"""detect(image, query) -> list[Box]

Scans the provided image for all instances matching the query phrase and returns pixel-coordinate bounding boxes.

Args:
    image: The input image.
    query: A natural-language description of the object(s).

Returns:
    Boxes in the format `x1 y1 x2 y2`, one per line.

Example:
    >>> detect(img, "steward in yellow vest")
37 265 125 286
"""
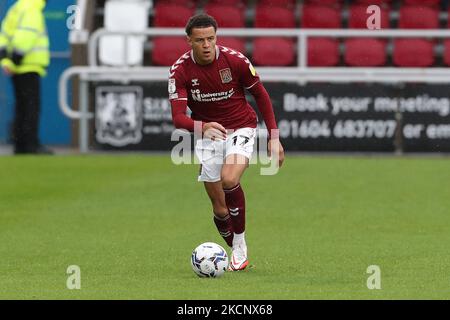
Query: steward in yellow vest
0 0 52 154
0 0 50 76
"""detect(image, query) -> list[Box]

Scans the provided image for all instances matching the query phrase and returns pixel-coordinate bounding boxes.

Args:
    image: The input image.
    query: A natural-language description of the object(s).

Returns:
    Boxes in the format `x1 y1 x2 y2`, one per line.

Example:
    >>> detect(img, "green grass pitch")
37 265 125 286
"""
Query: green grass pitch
0 154 449 299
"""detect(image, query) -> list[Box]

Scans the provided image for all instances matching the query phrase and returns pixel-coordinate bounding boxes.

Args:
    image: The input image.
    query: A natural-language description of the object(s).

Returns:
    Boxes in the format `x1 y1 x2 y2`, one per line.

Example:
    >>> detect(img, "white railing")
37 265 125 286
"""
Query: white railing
87 28 450 82
60 28 450 153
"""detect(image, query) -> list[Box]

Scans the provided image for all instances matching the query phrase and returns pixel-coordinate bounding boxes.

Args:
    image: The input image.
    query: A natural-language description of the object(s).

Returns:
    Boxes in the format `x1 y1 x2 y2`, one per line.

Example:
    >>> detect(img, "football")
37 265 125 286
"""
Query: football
191 242 229 278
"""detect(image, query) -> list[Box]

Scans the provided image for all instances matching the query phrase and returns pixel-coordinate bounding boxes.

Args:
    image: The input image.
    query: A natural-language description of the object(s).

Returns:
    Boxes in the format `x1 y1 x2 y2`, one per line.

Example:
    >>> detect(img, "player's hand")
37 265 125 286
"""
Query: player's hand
268 138 285 168
202 122 227 141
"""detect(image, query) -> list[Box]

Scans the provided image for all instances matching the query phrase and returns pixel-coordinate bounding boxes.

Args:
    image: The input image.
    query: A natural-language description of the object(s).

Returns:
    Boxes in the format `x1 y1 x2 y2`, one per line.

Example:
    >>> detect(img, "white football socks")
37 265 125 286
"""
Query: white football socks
233 231 246 247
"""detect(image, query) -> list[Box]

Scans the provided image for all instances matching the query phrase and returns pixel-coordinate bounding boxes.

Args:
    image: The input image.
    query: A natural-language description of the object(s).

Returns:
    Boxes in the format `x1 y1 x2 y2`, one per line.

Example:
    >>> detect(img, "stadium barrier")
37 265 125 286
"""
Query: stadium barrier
59 28 450 153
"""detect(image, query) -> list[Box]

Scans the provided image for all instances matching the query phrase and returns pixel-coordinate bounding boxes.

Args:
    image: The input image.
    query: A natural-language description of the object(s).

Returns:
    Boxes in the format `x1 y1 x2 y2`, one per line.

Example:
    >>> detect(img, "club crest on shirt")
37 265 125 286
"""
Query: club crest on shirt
219 68 232 84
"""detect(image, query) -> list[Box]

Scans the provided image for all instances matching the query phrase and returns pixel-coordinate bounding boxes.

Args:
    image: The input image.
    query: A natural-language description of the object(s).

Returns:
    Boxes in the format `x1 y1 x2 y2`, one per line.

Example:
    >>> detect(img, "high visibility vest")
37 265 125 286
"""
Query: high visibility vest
0 0 50 76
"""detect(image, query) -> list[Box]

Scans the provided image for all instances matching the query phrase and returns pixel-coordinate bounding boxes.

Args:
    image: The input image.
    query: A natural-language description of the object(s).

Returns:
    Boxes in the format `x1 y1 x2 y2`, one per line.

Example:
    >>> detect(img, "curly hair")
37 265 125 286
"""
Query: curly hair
185 14 218 36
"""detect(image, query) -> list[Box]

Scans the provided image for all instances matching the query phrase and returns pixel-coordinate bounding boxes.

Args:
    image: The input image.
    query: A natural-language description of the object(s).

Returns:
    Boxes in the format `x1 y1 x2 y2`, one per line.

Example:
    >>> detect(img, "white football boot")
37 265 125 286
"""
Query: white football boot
229 242 249 271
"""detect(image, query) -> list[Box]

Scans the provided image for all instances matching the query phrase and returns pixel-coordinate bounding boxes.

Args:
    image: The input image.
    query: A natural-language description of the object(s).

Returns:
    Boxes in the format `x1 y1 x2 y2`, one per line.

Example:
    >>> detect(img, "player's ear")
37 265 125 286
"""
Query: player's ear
186 35 192 47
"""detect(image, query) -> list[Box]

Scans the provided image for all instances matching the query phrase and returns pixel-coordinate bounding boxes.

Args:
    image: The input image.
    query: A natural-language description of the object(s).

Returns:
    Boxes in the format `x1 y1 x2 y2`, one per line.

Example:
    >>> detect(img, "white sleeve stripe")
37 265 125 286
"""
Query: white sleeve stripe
173 98 188 101
245 81 259 90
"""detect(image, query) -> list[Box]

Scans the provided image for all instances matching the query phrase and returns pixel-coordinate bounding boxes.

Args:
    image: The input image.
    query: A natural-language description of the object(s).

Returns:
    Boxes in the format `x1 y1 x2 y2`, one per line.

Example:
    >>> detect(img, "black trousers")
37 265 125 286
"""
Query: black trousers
12 72 41 152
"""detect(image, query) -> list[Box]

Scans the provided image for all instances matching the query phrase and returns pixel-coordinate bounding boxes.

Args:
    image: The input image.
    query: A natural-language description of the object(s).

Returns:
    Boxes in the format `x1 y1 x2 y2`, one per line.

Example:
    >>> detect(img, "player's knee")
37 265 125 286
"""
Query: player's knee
211 200 227 217
213 208 228 219
221 175 240 190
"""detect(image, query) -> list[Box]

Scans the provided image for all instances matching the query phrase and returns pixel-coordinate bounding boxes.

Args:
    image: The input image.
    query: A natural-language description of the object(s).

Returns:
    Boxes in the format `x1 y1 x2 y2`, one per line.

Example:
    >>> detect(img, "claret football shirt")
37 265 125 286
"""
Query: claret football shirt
168 45 260 130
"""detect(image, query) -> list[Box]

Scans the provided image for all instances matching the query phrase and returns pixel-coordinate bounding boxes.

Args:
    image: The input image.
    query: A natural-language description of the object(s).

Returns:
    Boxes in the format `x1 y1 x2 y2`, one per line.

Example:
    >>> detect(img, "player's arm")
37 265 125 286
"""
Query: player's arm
171 100 226 140
247 82 278 139
240 59 284 167
169 74 226 139
170 98 197 131
168 72 198 131
248 82 285 167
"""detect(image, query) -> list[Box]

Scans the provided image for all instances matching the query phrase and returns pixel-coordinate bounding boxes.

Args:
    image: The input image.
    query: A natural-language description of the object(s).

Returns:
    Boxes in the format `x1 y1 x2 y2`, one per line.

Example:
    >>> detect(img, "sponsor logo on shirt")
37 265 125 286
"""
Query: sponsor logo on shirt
192 79 200 86
191 88 235 102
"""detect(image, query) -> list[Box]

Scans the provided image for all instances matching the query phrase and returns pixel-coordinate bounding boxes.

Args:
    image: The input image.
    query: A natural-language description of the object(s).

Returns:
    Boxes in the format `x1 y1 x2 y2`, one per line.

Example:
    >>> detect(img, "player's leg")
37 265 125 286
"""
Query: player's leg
203 181 234 247
221 154 249 238
221 128 256 271
221 155 250 270
195 138 233 247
